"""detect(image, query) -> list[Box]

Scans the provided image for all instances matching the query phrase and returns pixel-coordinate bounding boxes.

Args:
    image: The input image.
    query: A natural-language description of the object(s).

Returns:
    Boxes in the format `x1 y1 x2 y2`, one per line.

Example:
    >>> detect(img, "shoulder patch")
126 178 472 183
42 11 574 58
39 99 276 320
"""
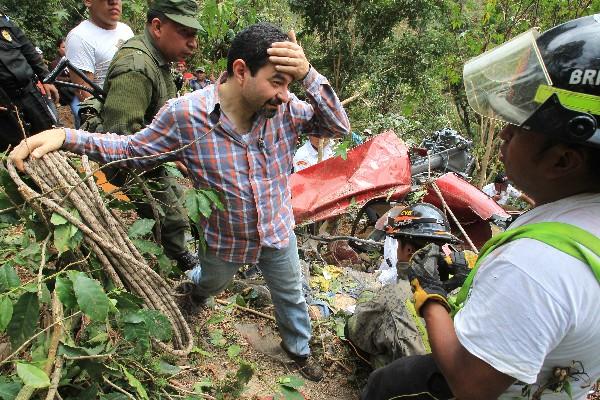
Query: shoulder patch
1 29 12 42
132 50 145 72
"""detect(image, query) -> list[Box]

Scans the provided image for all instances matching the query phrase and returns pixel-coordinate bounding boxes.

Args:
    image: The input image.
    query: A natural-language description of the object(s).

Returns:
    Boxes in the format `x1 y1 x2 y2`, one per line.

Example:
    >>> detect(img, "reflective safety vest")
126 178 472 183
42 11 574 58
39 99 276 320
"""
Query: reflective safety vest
450 222 600 316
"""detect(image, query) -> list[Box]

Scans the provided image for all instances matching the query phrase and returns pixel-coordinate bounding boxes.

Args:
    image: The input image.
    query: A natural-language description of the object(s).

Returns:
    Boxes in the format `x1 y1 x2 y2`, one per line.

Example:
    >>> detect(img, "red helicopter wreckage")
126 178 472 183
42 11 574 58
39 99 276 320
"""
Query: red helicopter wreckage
289 129 510 265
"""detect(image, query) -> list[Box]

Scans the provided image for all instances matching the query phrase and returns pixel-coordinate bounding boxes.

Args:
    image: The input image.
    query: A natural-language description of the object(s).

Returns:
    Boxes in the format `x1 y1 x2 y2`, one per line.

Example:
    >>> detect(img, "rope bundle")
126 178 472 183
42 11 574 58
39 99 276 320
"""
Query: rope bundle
7 151 193 356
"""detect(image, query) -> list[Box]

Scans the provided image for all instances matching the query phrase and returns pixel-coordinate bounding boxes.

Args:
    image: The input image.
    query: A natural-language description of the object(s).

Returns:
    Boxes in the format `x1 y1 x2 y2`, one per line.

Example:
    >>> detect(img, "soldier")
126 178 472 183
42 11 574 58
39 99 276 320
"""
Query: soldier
97 0 201 271
189 66 212 91
0 12 59 152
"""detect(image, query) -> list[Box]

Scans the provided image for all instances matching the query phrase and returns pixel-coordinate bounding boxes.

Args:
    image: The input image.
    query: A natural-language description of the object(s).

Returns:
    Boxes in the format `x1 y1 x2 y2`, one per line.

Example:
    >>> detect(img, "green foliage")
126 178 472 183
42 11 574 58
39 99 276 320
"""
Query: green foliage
51 211 83 254
122 309 173 355
215 361 254 399
185 188 224 224
70 270 111 321
0 376 22 400
209 328 228 347
155 360 181 376
0 264 20 293
227 344 242 359
121 365 149 400
16 363 50 389
195 0 293 74
0 160 252 399
127 218 156 238
7 292 39 348
0 296 13 332
274 375 305 400
55 276 77 309
132 239 162 255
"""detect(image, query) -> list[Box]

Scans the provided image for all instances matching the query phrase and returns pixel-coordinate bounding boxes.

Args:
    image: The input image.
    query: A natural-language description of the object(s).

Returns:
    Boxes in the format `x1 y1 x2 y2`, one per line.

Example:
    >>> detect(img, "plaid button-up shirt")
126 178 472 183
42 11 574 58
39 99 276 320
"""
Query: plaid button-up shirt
64 67 350 263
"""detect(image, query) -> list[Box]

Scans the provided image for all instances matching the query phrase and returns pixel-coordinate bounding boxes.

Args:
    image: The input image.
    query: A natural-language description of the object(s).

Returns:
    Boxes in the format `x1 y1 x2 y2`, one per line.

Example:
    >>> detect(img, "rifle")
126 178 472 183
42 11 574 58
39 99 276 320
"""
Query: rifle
43 56 106 102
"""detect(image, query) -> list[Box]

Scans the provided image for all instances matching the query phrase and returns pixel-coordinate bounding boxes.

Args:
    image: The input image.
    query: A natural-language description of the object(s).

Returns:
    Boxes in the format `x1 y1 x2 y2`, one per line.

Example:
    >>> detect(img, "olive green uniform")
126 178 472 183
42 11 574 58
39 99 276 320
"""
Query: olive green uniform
100 28 189 258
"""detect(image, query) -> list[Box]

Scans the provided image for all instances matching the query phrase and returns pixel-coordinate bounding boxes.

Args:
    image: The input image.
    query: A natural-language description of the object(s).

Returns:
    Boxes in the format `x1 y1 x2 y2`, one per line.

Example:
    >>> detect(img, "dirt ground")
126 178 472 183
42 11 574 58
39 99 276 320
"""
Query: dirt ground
175 291 366 399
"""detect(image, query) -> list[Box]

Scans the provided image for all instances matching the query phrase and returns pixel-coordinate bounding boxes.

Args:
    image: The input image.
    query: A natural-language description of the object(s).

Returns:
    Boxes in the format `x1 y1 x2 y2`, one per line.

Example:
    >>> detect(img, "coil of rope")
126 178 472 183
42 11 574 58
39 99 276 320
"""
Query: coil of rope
7 151 194 356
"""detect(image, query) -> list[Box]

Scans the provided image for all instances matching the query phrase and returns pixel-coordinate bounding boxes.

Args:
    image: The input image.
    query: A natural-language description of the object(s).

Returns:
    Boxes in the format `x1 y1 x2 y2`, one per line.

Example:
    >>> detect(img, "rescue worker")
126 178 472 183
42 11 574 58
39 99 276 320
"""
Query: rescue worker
0 12 59 151
95 0 201 271
347 203 471 369
362 15 600 400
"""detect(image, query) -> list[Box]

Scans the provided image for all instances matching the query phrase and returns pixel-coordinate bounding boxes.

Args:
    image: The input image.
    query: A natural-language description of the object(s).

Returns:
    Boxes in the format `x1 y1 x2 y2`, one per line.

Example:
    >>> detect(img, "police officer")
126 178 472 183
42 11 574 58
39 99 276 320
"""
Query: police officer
97 0 201 271
0 11 59 152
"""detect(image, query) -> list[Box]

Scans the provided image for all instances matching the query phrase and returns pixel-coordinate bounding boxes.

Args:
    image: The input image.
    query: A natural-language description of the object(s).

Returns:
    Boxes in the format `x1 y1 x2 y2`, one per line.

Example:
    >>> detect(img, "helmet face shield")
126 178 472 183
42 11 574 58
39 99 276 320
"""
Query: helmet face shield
463 30 553 126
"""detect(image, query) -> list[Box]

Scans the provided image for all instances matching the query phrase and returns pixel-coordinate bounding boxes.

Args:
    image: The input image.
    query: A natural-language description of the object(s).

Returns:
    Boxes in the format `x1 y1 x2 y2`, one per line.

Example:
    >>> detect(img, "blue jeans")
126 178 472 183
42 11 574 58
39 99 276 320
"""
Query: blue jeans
69 96 80 128
192 232 312 356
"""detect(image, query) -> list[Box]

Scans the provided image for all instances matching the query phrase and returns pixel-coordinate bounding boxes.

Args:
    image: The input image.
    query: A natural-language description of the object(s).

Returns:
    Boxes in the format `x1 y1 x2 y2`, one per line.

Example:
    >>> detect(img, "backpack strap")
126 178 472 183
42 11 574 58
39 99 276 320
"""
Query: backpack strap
450 222 600 315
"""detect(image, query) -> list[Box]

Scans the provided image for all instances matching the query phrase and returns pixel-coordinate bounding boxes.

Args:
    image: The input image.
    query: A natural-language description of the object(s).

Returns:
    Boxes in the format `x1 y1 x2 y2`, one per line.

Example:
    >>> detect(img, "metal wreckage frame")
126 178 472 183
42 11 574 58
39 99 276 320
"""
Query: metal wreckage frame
290 129 511 262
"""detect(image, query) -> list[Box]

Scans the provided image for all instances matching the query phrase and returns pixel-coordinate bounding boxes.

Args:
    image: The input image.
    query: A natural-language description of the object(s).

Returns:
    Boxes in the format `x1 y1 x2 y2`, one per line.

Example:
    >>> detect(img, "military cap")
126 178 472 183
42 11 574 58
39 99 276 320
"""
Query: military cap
150 0 201 30
195 66 205 73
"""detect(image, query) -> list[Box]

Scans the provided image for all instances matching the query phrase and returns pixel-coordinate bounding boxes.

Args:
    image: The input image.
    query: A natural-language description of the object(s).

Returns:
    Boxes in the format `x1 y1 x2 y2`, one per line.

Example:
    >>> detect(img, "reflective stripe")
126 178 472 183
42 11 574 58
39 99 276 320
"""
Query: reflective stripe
450 221 600 316
534 84 600 115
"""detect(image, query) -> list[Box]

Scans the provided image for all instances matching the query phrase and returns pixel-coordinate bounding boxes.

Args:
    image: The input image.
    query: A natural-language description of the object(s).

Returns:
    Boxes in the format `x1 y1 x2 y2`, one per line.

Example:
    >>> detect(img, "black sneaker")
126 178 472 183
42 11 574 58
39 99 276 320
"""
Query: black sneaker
174 251 199 271
280 342 324 382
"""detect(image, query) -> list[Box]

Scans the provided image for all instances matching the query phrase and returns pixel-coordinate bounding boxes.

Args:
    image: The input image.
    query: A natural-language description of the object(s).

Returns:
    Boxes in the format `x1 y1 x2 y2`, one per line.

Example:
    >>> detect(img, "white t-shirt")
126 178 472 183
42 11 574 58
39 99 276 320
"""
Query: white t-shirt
65 20 134 87
454 193 600 399
482 182 522 205
292 139 334 172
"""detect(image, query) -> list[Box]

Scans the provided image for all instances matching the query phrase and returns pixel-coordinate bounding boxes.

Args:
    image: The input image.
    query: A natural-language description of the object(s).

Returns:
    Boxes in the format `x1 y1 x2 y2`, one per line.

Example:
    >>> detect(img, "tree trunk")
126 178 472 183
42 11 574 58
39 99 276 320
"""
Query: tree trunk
475 117 498 188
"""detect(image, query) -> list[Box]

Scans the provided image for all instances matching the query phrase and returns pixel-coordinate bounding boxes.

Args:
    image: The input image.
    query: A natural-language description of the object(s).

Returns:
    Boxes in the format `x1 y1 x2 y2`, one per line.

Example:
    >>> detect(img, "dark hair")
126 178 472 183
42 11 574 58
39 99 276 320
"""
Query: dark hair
494 172 507 184
55 38 65 48
227 22 288 76
146 9 167 24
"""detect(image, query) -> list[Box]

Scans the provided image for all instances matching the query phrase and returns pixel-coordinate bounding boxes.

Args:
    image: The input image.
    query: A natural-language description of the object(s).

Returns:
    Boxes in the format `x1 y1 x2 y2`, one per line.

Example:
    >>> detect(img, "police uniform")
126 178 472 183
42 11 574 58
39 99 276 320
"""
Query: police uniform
96 17 192 262
0 13 56 151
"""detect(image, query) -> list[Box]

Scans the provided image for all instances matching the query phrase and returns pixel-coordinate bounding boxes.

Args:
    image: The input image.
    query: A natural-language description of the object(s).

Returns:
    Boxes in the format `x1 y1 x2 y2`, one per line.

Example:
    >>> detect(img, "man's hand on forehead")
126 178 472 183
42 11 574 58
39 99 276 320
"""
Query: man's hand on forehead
267 29 310 81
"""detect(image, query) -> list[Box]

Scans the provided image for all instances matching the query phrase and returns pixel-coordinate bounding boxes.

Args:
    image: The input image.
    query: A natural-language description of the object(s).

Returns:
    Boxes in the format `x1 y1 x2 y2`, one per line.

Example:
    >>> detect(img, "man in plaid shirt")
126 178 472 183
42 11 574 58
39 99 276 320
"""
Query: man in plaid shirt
11 22 350 381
